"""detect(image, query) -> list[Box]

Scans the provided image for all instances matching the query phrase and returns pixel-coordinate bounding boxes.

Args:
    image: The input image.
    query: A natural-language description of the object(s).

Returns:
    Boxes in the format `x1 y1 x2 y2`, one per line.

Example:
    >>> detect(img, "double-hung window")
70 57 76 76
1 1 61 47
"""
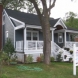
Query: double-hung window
27 31 39 40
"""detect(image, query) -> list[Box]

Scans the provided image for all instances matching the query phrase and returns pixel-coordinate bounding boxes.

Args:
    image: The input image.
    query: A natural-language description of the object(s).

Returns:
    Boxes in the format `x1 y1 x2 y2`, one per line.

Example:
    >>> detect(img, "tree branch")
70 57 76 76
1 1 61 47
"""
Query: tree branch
48 0 56 12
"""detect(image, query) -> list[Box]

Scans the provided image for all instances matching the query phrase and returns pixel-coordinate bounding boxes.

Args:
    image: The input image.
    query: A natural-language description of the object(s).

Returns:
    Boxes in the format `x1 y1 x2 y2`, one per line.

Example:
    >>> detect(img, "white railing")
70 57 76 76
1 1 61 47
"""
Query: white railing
16 41 23 52
66 41 78 50
26 41 43 50
16 40 43 51
16 41 62 56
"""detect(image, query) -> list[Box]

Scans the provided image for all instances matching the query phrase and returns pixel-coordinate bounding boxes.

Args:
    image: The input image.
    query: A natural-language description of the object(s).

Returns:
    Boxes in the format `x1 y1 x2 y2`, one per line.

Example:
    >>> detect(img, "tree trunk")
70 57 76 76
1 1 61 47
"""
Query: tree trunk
42 17 51 65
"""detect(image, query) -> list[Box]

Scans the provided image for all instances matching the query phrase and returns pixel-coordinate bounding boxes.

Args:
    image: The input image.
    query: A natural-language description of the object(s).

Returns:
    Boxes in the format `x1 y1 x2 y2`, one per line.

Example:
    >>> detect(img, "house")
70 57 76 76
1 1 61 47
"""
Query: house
1 6 78 62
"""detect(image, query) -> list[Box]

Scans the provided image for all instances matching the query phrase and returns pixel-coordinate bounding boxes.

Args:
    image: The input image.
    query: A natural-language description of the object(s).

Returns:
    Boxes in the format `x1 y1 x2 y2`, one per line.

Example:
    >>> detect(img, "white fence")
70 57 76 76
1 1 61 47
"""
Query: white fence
73 44 78 76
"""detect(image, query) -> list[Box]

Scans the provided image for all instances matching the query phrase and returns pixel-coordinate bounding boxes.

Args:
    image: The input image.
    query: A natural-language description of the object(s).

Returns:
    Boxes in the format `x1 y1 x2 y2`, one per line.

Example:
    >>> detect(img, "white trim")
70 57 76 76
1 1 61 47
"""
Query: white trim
64 31 66 46
10 17 25 25
24 27 27 53
53 18 67 29
26 24 55 30
66 30 78 33
58 33 63 43
15 25 25 30
27 30 39 41
52 30 54 42
4 10 16 47
4 10 15 27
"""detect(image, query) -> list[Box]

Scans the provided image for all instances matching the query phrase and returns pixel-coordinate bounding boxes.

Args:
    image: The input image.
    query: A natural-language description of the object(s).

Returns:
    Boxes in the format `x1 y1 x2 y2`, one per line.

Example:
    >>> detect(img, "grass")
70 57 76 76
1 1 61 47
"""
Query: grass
0 62 78 78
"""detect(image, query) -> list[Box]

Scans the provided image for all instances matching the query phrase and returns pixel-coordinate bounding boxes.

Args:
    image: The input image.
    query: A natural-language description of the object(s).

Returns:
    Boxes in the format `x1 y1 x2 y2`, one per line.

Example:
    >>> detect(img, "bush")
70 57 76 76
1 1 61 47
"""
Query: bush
70 50 73 54
26 55 33 63
69 58 72 62
3 38 15 65
56 53 62 62
36 57 41 62
50 57 54 62
64 48 70 51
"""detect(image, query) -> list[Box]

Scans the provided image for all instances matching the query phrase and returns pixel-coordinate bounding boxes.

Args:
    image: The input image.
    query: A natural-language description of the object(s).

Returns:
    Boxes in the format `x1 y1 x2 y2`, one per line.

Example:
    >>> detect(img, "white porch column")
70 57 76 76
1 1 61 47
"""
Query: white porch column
24 27 27 53
64 30 66 47
52 30 54 43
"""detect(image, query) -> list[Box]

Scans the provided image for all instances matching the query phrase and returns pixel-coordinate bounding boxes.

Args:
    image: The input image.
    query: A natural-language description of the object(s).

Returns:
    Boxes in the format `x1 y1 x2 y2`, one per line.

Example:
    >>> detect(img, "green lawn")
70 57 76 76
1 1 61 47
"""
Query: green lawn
0 62 78 78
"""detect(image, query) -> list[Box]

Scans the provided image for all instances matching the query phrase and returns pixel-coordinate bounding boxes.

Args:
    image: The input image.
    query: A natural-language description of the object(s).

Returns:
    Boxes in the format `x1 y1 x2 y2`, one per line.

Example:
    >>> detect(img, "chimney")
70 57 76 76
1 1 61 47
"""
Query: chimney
0 4 3 50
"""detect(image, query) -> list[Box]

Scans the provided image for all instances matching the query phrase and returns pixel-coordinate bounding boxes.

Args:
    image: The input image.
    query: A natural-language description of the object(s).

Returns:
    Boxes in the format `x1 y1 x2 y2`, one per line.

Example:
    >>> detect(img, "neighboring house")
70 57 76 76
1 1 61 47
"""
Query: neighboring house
1 7 78 62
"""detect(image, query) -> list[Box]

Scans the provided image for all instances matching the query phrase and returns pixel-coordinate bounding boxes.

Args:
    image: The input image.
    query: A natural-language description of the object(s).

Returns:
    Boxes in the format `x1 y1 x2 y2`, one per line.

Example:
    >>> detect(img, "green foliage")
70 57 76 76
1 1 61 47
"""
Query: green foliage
1 0 25 10
64 11 78 29
26 55 33 63
3 38 15 57
70 50 73 54
50 57 54 62
3 38 15 65
69 58 72 62
56 53 62 62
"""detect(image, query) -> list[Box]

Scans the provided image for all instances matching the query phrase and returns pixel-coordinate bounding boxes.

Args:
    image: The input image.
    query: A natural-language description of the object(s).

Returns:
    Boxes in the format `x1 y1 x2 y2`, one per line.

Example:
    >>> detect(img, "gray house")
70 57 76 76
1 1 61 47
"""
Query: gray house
2 9 78 62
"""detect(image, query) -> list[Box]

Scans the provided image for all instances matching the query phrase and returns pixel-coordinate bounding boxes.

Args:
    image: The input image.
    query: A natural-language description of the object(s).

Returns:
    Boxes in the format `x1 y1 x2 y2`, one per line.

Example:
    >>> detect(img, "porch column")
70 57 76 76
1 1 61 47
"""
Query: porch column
64 30 66 47
24 26 27 53
52 30 54 43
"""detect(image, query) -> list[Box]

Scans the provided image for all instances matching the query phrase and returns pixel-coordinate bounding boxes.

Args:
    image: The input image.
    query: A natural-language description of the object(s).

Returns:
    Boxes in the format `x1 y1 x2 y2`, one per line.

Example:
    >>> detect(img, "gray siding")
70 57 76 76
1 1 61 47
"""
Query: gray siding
11 19 22 27
4 12 14 45
16 29 23 41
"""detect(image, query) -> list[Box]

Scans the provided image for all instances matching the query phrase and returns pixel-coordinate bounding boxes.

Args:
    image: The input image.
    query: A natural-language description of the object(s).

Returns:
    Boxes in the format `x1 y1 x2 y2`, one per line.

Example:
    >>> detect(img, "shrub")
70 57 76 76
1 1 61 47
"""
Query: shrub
69 58 72 62
36 57 41 62
26 55 33 63
3 38 15 65
70 50 73 54
64 55 67 59
56 53 62 62
64 48 70 51
50 57 54 62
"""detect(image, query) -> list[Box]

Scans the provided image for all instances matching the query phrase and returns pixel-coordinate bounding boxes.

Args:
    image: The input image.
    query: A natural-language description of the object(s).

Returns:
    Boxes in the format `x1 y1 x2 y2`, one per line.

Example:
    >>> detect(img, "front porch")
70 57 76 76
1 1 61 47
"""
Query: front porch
15 24 78 62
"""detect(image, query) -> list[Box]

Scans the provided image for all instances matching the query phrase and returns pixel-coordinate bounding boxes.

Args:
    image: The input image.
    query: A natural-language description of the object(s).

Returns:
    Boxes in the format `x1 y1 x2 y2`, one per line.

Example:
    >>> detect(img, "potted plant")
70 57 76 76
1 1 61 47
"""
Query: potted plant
70 50 73 54
69 58 73 62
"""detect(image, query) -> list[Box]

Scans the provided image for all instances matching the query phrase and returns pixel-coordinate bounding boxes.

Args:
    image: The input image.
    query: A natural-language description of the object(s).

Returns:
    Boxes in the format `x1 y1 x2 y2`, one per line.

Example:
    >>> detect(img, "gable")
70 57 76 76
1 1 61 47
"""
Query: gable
53 19 67 29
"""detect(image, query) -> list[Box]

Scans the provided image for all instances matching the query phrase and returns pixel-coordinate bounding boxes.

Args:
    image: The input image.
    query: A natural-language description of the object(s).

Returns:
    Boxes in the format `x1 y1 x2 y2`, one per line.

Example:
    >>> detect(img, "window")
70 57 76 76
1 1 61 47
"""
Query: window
58 33 63 43
27 32 31 40
69 34 74 41
27 31 39 40
6 31 9 38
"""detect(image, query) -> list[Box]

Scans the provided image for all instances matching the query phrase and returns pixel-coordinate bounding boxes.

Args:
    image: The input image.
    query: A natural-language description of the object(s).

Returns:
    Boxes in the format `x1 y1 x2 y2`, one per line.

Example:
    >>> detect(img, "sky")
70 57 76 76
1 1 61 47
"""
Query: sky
51 0 78 19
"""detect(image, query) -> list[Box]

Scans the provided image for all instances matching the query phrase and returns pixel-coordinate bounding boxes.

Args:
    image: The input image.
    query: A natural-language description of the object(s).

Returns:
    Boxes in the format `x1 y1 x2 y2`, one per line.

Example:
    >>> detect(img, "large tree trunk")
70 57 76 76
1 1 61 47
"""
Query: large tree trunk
42 17 51 65
43 24 51 64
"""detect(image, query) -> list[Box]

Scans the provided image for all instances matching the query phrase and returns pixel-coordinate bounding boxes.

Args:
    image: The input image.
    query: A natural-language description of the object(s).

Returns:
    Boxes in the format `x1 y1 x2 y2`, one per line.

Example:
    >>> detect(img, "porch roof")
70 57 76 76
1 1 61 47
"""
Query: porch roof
5 9 59 27
67 27 78 31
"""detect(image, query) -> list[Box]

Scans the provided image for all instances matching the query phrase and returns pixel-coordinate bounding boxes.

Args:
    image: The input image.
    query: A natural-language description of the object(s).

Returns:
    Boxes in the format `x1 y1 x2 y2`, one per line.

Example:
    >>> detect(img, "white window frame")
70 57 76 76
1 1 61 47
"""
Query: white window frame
58 33 63 43
27 30 39 41
6 31 9 38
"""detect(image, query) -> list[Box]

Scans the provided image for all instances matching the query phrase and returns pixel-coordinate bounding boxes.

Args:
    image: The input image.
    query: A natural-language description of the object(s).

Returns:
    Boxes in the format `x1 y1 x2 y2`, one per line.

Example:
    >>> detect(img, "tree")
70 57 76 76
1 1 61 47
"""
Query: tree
64 12 78 29
27 0 56 65
1 0 25 10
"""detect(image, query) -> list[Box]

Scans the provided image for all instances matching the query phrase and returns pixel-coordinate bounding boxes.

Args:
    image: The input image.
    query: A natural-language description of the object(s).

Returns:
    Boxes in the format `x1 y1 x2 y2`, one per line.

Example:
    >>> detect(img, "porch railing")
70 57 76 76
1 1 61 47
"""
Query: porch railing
16 40 61 55
26 41 43 50
16 41 43 51
16 40 23 52
66 41 78 50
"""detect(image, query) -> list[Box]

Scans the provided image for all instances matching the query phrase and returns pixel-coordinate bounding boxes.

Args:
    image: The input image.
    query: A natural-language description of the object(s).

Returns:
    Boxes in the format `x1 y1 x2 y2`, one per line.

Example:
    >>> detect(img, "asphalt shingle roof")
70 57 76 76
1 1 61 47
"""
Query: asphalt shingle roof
5 9 59 27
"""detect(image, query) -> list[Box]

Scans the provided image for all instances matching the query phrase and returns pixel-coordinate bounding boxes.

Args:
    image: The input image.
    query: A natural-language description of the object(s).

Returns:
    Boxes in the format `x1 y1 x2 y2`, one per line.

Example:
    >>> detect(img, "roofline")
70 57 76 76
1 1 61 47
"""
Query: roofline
53 18 67 29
